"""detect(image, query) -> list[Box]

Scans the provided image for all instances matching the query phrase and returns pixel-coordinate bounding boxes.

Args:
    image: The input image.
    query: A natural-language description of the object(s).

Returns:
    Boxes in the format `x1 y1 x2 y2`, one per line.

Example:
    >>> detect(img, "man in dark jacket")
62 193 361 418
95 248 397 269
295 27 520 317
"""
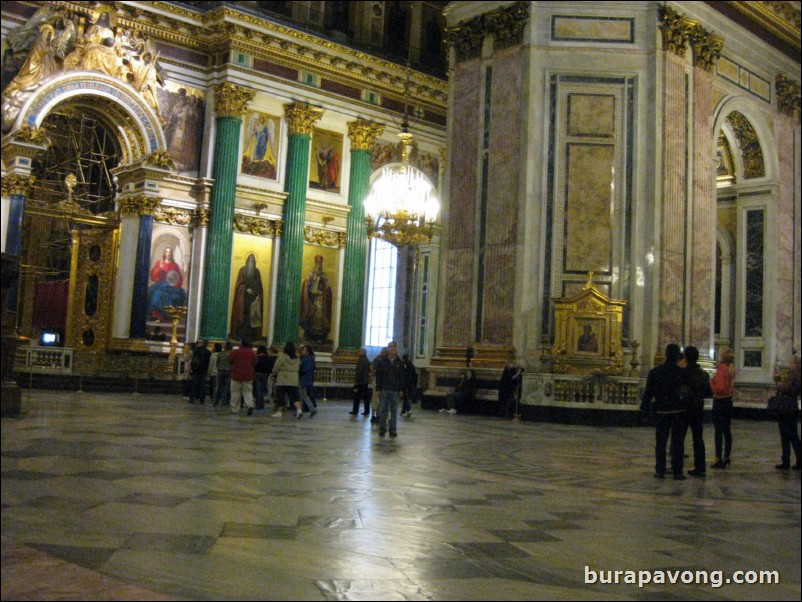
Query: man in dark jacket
641 344 687 479
375 341 405 438
351 347 371 416
188 339 211 404
682 346 713 477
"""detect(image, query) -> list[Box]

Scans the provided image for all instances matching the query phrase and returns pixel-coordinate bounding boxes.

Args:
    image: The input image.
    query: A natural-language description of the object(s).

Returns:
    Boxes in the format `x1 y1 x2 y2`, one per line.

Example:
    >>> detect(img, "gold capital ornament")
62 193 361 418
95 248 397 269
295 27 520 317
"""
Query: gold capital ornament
347 120 385 151
284 103 324 136
118 195 162 217
213 82 256 119
1 174 36 197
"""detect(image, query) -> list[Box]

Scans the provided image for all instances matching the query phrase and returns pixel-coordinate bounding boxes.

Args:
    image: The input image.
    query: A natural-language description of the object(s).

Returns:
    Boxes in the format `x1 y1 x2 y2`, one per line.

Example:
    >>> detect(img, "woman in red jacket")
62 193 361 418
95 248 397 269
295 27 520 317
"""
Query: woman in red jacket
710 348 736 468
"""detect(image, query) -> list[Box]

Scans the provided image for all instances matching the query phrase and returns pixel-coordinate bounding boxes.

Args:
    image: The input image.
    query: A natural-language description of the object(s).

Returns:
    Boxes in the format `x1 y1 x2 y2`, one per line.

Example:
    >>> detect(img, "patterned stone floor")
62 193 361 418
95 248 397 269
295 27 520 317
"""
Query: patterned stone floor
2 391 800 601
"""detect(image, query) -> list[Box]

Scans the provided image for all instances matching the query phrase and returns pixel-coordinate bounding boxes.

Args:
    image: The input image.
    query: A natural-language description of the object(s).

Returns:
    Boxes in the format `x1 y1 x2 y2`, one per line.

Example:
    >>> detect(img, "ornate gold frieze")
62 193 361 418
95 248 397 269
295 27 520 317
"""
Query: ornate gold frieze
727 1 801 52
347 120 385 151
658 6 697 57
153 205 193 225
118 195 162 217
304 226 346 248
1 174 36 197
234 214 280 237
192 207 211 228
776 74 801 118
726 111 765 178
212 82 255 119
689 25 724 71
284 103 324 136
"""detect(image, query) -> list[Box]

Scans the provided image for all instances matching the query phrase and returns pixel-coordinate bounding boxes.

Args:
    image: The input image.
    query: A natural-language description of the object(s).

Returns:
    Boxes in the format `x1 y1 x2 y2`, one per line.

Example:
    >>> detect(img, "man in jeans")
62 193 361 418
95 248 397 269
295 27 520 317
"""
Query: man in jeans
228 337 257 416
375 341 405 438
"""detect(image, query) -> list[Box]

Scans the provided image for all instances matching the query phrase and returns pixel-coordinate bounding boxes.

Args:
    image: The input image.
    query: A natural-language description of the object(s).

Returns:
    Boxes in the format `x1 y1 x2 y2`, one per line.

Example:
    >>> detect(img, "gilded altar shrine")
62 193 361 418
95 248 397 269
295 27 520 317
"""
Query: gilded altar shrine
550 273 626 376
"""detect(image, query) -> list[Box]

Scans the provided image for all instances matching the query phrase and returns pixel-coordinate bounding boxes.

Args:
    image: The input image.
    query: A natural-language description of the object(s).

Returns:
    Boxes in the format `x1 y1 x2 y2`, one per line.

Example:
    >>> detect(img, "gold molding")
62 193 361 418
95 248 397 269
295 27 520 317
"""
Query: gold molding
726 111 765 178
118 195 162 217
192 207 211 228
1 174 36 197
659 6 697 57
776 74 801 118
689 25 724 72
304 226 346 248
347 120 385 151
284 103 324 136
212 82 255 119
726 1 801 50
234 214 280 237
153 205 193 226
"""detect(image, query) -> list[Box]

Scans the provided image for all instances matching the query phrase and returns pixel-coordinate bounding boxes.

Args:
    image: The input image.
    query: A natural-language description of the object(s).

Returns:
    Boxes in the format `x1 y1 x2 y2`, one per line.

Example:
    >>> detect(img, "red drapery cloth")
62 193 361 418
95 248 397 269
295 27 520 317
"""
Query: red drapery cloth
32 279 69 332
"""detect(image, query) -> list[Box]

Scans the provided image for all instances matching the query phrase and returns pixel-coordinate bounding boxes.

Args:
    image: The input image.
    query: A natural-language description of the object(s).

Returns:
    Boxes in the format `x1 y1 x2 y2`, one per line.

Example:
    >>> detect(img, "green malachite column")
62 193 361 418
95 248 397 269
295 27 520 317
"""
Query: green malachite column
200 83 255 341
273 103 323 345
335 120 385 361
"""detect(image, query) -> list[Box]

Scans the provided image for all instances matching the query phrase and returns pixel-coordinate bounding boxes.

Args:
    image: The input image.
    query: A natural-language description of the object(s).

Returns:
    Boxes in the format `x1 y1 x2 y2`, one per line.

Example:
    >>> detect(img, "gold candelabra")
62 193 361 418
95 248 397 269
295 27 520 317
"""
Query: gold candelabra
164 305 187 377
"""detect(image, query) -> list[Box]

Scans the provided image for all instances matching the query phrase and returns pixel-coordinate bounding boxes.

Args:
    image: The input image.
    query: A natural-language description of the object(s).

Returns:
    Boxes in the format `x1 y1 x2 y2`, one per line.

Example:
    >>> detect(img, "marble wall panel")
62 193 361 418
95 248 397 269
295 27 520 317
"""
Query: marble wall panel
441 249 477 346
568 94 615 138
564 143 614 274
551 16 634 43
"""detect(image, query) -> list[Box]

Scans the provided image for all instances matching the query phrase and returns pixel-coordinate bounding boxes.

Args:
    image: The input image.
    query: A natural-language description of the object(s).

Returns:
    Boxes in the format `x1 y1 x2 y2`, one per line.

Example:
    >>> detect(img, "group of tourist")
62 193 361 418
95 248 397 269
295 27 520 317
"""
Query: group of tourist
641 344 801 479
183 339 319 419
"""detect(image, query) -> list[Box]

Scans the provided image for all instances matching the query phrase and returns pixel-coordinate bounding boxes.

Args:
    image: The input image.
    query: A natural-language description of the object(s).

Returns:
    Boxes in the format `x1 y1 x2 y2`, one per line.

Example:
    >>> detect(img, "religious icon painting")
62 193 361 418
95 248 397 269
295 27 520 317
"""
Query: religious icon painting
228 234 274 343
147 223 191 337
298 245 338 352
241 110 280 180
309 128 343 193
157 83 206 174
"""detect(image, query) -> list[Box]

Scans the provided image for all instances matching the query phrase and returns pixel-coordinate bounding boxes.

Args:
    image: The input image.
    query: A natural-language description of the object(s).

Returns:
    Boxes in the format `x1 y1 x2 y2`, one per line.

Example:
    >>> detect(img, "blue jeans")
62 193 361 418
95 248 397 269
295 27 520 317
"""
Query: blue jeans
379 390 400 435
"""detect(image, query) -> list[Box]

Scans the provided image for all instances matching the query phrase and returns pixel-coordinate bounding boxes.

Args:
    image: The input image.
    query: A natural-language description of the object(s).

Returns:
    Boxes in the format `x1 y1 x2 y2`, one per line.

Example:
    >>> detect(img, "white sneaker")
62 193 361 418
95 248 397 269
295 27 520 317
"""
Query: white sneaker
447 409 457 414
271 411 283 417
438 408 446 413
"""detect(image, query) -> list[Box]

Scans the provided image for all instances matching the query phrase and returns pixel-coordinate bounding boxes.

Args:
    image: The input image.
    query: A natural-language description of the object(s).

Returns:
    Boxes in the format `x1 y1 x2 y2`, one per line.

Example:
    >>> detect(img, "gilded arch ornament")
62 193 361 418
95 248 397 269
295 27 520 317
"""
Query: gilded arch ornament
725 111 765 179
5 72 166 163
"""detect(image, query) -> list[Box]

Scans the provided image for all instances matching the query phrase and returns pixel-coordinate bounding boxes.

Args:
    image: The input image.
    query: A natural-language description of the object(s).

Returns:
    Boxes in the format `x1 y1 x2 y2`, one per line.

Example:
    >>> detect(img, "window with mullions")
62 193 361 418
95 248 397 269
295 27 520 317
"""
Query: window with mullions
365 237 396 351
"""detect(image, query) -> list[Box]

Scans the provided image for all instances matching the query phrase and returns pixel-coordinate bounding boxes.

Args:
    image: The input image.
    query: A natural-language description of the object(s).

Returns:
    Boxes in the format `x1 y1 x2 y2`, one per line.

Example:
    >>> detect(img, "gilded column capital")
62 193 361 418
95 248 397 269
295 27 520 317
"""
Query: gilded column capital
347 120 385 151
284 103 324 136
234 214 280 237
118 195 162 217
689 25 723 72
212 82 256 119
776 75 801 118
192 207 211 228
11 125 49 145
659 6 696 57
1 174 36 197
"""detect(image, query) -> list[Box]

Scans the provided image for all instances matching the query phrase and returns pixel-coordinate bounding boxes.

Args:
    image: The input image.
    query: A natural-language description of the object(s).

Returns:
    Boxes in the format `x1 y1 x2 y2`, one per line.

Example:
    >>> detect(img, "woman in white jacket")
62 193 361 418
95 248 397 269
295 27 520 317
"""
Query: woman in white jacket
271 341 302 418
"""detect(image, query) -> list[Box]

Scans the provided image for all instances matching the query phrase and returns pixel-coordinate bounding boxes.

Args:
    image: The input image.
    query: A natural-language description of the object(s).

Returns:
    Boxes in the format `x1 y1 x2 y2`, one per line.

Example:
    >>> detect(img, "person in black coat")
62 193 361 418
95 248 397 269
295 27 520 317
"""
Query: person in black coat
401 354 417 418
681 346 713 477
499 358 523 419
641 344 687 480
188 339 211 404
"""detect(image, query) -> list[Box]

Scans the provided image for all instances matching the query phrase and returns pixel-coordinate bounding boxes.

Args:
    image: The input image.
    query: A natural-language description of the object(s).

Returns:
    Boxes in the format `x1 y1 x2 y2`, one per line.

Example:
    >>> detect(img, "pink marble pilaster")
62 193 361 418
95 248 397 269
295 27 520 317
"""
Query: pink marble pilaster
481 47 522 344
441 61 481 346
688 67 716 357
775 113 799 358
658 53 688 349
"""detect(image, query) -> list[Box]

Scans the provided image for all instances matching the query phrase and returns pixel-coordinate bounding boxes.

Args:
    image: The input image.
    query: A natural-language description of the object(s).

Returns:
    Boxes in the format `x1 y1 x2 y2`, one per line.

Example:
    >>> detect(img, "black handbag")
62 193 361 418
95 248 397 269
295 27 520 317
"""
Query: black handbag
766 394 798 416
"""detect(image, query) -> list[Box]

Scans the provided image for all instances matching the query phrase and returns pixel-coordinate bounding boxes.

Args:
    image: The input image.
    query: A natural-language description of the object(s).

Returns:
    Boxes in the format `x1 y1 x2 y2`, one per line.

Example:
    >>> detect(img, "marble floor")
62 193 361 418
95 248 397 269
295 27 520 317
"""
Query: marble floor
2 391 800 601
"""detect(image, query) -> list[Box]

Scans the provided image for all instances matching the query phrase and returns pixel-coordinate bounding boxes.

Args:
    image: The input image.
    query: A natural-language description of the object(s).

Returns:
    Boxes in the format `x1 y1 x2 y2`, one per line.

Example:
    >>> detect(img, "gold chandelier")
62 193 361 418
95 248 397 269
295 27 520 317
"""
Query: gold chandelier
364 126 439 247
